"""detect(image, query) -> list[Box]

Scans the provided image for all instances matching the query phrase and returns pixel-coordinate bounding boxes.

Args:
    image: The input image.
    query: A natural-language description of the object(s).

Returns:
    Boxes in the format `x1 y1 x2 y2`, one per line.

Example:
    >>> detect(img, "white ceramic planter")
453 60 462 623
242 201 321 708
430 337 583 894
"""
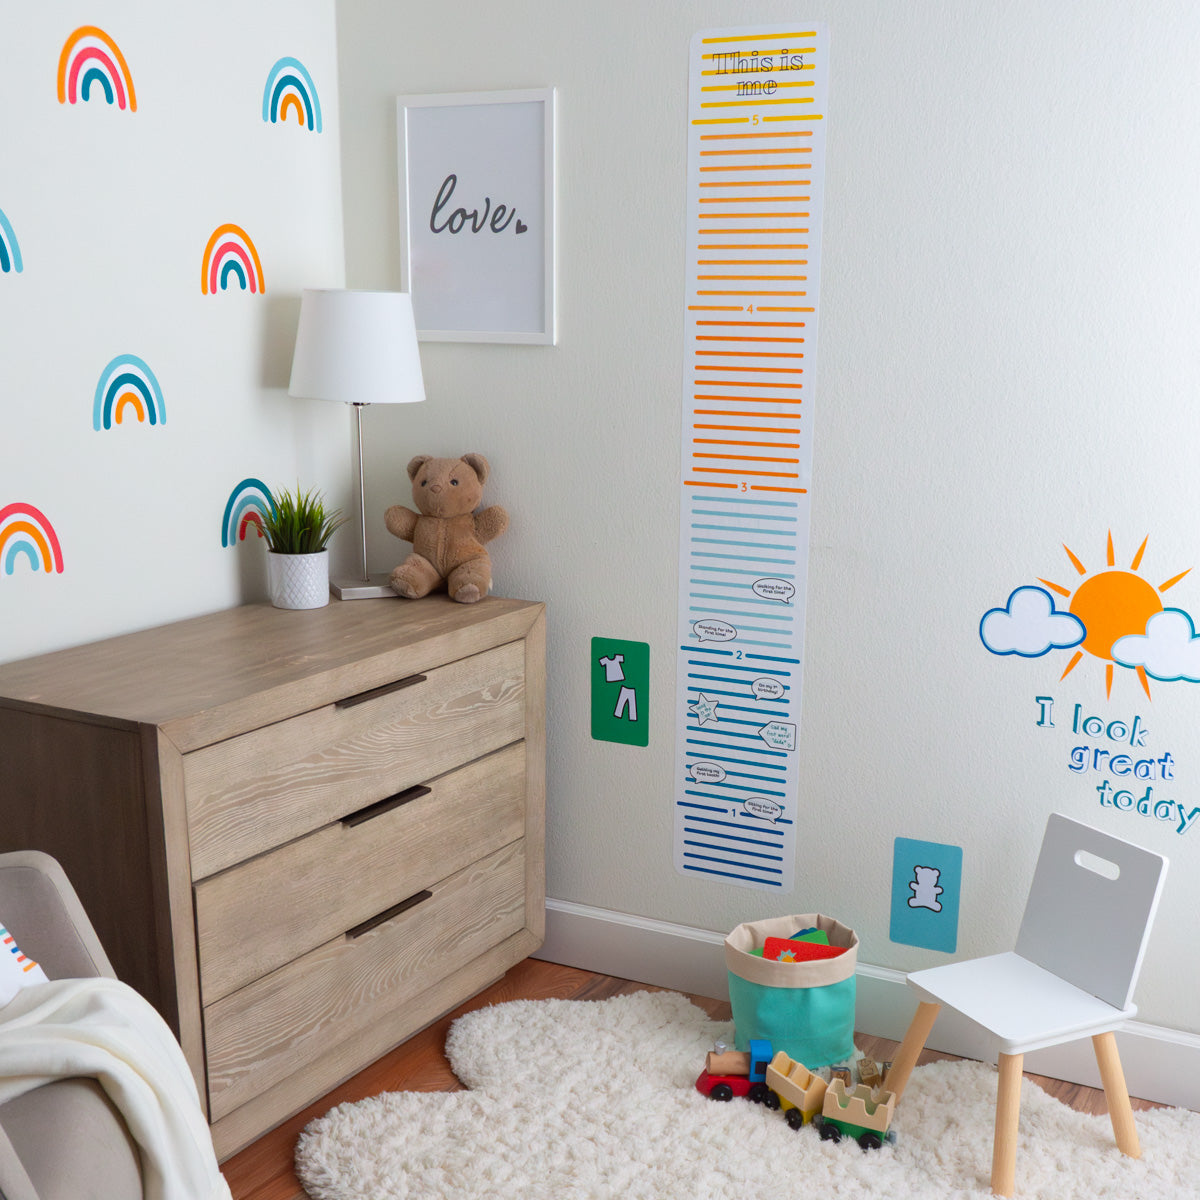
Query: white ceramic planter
267 550 330 610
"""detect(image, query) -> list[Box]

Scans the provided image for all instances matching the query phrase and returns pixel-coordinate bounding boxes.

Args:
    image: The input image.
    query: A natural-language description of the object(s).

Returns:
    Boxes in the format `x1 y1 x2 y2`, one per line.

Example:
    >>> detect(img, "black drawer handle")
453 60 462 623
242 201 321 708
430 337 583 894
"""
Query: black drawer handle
346 890 432 939
336 673 427 709
341 784 432 828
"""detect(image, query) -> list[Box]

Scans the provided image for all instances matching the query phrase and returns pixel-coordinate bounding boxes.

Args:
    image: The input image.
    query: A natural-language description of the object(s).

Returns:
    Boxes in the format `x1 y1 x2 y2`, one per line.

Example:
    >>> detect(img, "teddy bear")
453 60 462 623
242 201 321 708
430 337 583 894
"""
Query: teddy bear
384 453 509 604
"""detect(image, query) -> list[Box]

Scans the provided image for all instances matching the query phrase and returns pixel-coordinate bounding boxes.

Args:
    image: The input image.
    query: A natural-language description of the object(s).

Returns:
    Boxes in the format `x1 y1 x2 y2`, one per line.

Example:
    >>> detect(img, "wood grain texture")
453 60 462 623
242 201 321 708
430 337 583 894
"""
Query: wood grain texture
195 743 526 1002
0 596 542 748
0 595 547 1160
184 639 527 879
207 840 527 1122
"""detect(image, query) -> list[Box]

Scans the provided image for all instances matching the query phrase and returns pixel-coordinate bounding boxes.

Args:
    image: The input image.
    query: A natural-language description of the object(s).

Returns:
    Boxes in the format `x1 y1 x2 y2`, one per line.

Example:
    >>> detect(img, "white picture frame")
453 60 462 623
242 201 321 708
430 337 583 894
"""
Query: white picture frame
396 88 556 344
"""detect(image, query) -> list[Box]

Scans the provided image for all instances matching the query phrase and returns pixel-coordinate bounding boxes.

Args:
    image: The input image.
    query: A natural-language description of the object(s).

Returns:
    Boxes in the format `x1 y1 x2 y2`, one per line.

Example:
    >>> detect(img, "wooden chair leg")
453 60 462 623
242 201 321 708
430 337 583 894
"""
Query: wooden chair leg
991 1052 1023 1197
884 1000 940 1100
1092 1031 1141 1159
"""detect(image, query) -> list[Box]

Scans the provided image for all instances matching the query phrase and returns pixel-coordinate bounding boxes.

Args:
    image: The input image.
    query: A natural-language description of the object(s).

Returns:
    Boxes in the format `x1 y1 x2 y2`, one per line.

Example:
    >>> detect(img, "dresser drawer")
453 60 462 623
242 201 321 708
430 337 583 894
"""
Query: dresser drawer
203 839 527 1120
183 639 526 880
193 741 526 1004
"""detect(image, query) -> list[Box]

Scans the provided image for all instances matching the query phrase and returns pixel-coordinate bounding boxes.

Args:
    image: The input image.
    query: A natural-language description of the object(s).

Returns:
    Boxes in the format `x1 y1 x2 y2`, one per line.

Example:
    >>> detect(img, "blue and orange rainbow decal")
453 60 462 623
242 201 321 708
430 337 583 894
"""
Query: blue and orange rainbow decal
202 224 265 295
222 478 276 548
93 354 165 430
262 57 322 132
57 26 137 111
0 209 22 274
0 502 64 576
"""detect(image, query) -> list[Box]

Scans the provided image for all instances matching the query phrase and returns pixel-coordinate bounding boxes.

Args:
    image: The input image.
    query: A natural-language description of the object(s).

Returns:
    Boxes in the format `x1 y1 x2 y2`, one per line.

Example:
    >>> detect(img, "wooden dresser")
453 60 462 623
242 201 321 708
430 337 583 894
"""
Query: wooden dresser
0 595 545 1158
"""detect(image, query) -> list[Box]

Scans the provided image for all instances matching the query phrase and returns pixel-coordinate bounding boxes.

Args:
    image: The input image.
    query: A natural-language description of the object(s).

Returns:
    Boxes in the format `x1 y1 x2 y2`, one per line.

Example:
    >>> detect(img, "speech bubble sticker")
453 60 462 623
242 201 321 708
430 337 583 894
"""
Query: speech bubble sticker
744 796 783 824
751 677 785 702
692 619 736 643
688 761 727 784
758 721 797 751
752 577 795 604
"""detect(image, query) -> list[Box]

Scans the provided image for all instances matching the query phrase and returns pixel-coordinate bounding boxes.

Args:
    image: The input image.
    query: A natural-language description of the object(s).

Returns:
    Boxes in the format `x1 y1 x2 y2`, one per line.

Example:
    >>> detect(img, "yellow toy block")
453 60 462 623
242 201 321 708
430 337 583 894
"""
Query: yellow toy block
764 1050 827 1129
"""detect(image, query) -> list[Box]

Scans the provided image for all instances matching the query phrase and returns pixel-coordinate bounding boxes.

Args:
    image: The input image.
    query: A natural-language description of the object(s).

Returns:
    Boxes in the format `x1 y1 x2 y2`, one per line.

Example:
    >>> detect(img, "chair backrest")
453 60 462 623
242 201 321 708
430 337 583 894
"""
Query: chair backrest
1015 813 1168 1010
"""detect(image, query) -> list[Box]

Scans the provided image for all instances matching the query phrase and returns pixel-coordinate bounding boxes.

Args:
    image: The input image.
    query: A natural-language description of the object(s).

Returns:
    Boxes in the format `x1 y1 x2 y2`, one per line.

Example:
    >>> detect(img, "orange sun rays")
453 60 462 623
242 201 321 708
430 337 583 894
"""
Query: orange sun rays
1044 533 1189 700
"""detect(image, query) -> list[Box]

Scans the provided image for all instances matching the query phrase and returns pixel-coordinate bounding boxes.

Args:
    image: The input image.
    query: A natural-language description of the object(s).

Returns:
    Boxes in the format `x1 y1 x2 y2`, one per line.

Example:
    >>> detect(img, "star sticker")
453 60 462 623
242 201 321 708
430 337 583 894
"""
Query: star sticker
688 692 720 726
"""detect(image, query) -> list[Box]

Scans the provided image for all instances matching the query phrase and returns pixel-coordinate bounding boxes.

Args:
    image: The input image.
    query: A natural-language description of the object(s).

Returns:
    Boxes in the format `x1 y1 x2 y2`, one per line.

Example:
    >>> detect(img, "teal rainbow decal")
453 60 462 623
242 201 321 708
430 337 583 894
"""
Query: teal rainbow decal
262 57 322 132
93 354 165 430
222 478 276 548
0 209 23 274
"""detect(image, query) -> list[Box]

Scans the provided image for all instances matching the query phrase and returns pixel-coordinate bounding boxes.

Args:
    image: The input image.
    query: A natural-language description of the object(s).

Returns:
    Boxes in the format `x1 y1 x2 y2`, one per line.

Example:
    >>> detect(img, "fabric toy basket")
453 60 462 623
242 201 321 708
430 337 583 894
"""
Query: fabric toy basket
725 912 858 1069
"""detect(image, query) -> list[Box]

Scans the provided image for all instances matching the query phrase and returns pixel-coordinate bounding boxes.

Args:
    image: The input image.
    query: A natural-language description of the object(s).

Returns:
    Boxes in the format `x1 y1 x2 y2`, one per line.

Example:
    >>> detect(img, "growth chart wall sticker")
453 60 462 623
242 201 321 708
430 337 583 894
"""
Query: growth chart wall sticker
93 355 165 430
201 225 265 295
0 210 23 274
221 479 276 547
57 26 137 111
0 504 64 577
982 531 1200 838
673 23 829 892
262 57 323 131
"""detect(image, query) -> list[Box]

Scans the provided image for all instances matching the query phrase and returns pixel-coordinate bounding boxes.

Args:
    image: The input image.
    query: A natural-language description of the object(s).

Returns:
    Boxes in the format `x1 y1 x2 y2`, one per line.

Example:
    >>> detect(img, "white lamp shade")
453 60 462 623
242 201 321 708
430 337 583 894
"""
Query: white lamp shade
288 289 426 406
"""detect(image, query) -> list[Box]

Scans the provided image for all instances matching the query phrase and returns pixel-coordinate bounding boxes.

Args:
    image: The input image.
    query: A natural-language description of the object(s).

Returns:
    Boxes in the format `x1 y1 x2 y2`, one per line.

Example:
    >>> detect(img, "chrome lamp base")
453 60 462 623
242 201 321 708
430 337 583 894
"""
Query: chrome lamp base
331 572 398 601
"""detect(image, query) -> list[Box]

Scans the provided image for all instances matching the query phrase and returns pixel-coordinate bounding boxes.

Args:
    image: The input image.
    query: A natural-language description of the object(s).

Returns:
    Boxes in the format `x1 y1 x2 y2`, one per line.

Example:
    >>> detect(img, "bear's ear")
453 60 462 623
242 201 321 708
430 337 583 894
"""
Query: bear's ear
460 453 490 484
407 454 432 481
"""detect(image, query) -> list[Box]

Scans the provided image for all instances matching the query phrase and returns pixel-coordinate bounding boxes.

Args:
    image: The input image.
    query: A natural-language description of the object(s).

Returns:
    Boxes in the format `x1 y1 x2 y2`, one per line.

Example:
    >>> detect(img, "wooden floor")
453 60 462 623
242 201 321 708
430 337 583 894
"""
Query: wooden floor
221 956 1163 1200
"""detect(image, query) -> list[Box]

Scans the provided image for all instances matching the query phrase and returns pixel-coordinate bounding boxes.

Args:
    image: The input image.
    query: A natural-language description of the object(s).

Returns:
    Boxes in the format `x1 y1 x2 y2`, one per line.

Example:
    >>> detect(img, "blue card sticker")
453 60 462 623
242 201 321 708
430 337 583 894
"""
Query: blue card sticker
890 837 963 953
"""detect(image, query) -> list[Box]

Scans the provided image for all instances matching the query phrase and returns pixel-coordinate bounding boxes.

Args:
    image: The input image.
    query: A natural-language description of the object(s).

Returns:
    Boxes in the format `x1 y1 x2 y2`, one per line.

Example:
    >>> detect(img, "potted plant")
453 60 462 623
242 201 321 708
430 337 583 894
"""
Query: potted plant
260 485 347 610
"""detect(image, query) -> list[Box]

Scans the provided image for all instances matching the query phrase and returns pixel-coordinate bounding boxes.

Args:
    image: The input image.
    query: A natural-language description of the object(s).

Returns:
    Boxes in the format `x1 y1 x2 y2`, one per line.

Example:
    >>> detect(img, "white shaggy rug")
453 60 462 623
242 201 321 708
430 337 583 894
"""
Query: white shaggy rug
295 990 1200 1199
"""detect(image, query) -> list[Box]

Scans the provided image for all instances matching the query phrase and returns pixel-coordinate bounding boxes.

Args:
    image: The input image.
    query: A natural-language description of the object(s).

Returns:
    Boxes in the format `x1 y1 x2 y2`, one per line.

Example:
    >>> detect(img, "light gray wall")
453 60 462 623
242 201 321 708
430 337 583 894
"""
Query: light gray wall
336 0 1200 1031
0 2 348 663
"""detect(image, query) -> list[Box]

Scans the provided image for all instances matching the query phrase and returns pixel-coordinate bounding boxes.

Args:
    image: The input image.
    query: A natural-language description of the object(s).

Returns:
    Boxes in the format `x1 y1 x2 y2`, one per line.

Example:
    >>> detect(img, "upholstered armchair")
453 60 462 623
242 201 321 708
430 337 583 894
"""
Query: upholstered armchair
0 851 144 1200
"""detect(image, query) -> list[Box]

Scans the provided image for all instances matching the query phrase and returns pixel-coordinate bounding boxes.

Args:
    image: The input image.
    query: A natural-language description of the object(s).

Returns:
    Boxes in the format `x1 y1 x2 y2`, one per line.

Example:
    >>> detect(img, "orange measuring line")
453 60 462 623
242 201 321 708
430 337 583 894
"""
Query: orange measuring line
696 350 804 358
700 163 811 170
698 213 808 220
701 146 814 155
695 423 801 432
701 130 813 139
697 289 807 296
684 479 739 488
695 438 802 448
696 364 803 373
694 467 799 478
697 334 804 341
694 453 801 464
694 410 802 418
695 320 805 326
752 484 808 494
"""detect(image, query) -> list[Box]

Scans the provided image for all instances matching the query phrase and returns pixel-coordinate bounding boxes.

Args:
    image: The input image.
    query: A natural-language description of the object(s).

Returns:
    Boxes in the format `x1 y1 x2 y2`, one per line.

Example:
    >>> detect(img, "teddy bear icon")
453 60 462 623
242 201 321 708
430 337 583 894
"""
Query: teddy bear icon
908 865 943 913
385 453 509 604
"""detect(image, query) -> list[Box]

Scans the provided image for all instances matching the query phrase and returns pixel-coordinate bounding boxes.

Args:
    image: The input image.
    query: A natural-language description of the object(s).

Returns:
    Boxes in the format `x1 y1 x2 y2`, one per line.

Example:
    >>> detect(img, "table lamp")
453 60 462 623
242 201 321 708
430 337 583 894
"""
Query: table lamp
288 288 426 599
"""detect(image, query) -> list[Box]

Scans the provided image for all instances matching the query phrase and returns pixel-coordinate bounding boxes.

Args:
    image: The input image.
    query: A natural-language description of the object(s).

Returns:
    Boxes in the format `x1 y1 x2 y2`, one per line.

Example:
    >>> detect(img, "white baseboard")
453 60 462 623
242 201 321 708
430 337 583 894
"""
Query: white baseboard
535 898 1200 1111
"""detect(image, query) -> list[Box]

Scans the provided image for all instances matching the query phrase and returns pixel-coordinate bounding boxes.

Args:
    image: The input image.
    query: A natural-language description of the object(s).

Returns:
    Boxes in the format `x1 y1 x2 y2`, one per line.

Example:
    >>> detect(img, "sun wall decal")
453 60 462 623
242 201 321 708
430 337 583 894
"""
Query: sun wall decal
981 532 1196 701
1041 533 1190 699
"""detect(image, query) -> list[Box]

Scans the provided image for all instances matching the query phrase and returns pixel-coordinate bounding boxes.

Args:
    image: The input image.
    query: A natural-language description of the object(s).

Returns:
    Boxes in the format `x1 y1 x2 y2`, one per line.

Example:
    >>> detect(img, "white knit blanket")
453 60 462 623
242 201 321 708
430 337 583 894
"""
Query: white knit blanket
0 977 230 1200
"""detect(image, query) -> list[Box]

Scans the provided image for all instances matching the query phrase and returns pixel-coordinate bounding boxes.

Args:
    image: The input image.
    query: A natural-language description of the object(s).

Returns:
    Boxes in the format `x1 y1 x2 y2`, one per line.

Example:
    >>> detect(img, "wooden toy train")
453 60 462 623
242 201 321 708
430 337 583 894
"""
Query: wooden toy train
695 1040 897 1150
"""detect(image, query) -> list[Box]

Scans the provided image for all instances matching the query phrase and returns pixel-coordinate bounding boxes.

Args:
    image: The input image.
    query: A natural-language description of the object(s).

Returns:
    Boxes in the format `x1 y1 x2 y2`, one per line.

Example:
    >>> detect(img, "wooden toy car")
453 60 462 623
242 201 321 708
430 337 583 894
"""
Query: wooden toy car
764 1051 827 1129
695 1039 777 1105
814 1079 898 1150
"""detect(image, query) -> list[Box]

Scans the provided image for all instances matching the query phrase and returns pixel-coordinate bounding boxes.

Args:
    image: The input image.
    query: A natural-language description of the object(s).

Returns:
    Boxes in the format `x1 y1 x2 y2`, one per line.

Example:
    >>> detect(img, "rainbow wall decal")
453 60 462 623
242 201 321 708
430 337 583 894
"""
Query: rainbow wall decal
202 224 265 295
0 503 64 576
222 478 276 548
57 26 137 111
93 354 165 430
0 209 22 274
262 57 322 132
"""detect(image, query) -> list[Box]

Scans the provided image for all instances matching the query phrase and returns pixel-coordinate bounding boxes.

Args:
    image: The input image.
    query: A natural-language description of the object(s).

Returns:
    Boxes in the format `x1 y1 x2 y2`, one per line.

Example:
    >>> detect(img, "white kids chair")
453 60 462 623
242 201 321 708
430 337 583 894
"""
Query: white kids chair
884 813 1168 1197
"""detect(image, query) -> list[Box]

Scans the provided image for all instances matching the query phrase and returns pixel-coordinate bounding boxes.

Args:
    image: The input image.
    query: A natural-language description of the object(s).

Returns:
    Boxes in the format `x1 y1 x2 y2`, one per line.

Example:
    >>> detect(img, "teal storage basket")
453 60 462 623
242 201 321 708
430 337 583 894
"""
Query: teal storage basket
725 913 858 1069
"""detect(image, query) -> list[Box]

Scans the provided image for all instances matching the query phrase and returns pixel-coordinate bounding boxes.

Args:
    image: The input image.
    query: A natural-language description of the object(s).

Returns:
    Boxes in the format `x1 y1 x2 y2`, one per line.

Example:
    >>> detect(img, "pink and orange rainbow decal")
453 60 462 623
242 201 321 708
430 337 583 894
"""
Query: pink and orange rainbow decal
57 26 137 111
201 223 266 295
0 502 64 576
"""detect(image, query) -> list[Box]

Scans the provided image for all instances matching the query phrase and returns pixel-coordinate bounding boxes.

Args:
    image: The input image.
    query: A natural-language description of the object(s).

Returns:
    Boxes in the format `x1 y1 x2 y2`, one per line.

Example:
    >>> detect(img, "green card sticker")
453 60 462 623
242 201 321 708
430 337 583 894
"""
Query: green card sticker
591 637 649 746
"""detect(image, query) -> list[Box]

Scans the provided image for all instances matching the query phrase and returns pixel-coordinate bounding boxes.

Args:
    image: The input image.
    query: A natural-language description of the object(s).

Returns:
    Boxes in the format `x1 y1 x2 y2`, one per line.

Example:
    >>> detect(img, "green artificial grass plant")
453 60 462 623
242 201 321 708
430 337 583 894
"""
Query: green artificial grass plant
261 485 347 555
